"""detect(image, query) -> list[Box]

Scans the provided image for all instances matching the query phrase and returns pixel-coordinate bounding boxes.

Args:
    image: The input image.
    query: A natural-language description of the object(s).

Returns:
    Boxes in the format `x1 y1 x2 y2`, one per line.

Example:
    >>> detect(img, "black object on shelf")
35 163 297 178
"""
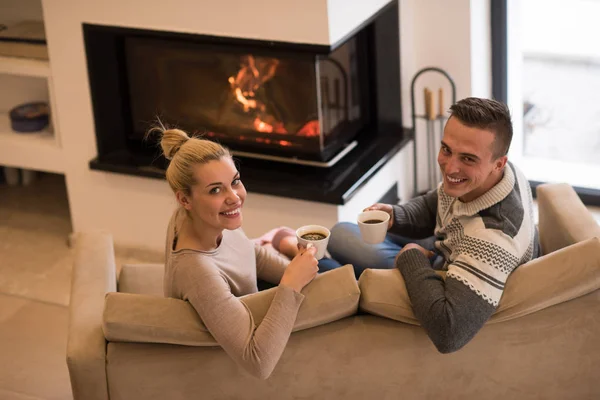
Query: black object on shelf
0 21 47 44
0 21 48 59
9 102 50 133
410 67 456 197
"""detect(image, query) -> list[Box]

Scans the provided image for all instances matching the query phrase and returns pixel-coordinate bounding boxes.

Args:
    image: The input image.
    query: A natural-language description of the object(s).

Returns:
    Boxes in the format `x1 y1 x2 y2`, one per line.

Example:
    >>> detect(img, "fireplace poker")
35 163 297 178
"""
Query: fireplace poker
410 67 457 198
424 88 437 189
437 87 445 184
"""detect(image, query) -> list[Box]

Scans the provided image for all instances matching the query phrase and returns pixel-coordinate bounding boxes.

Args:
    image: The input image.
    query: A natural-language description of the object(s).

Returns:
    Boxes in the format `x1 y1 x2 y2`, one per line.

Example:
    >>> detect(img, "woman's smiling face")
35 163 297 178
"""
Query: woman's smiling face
181 156 247 232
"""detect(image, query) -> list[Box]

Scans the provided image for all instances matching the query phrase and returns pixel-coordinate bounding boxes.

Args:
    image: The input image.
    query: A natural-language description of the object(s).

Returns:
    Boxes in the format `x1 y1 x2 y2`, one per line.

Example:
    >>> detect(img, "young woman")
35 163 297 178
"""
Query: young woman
158 127 319 379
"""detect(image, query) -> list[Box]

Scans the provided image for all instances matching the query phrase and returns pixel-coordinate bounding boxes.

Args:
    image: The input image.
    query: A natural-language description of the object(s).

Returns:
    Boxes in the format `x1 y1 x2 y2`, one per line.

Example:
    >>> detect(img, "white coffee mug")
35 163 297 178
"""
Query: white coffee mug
296 225 331 259
357 210 390 244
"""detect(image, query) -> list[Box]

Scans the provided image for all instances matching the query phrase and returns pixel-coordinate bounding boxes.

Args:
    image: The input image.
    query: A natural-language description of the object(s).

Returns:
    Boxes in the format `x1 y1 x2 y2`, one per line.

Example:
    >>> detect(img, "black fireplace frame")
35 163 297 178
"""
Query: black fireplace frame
84 0 402 172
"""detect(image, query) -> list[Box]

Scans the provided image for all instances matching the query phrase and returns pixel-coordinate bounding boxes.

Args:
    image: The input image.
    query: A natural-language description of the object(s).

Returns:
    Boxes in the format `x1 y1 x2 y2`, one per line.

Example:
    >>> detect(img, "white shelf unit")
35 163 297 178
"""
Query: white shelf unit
0 55 64 173
0 112 64 173
0 55 50 77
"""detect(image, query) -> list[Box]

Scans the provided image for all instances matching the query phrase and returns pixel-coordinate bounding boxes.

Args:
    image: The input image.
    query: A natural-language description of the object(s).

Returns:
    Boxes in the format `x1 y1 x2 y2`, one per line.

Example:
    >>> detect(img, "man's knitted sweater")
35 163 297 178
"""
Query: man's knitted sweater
392 162 539 353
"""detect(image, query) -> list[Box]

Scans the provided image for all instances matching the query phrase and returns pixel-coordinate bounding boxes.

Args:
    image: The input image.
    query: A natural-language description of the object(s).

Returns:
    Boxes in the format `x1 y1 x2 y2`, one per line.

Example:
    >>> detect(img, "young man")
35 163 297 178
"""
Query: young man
327 97 539 353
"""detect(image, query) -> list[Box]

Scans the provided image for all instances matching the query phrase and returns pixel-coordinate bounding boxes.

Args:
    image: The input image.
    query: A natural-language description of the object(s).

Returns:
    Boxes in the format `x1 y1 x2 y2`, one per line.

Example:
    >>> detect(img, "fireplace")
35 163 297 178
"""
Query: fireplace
84 1 402 172
121 33 367 164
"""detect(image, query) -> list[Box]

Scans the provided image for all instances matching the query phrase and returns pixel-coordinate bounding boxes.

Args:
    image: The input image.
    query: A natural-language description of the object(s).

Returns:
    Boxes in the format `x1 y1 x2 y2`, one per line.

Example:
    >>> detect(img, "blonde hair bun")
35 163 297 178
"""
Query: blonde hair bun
160 128 190 160
147 122 230 195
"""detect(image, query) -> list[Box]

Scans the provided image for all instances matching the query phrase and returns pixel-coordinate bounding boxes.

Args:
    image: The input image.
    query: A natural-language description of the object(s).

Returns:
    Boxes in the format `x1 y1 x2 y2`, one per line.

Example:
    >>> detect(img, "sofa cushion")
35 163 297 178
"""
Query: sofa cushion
103 264 360 346
118 263 165 297
359 237 600 325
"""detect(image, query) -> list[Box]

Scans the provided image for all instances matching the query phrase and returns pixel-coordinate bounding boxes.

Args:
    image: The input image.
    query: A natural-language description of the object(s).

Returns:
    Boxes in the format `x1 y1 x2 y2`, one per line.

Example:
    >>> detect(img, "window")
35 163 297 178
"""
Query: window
494 0 600 205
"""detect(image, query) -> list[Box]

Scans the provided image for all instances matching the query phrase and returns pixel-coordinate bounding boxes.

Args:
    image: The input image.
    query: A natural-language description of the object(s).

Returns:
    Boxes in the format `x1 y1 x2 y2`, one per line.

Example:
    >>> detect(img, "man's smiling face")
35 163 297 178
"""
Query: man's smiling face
438 116 507 202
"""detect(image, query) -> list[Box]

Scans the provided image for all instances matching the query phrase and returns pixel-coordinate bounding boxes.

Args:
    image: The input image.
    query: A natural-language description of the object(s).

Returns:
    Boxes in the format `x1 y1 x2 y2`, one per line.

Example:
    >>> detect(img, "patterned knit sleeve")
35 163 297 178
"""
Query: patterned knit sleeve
174 254 304 379
447 228 522 305
397 227 524 353
389 188 438 238
396 266 489 352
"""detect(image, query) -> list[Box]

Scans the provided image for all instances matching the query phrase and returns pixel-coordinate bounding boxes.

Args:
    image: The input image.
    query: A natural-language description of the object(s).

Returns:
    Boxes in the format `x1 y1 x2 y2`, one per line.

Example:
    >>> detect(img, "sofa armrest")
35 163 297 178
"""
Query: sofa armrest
67 232 117 400
537 183 600 254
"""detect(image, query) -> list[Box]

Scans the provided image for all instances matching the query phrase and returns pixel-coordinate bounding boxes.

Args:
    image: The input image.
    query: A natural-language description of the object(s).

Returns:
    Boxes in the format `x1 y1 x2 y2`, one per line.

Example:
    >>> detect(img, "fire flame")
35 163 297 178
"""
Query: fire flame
228 54 320 140
296 120 320 137
253 117 272 133
229 55 286 133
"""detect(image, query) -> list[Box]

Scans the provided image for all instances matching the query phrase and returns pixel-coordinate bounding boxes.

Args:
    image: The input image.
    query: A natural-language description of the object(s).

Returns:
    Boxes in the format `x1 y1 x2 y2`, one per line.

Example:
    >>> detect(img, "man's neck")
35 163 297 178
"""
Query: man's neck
459 168 505 203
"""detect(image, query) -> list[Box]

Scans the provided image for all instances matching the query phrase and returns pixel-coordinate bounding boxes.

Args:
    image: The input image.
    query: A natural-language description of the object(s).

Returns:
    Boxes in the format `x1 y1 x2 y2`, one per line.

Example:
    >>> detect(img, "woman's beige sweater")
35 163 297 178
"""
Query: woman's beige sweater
163 209 304 379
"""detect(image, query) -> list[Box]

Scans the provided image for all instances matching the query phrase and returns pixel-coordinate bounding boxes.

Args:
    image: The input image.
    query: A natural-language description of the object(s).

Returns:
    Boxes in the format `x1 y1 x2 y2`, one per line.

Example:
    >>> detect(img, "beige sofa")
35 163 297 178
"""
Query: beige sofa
66 183 600 400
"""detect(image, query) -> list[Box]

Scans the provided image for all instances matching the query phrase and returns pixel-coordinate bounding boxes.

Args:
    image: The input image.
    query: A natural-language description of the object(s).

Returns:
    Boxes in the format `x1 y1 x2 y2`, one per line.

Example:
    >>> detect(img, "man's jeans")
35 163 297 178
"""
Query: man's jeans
326 222 437 279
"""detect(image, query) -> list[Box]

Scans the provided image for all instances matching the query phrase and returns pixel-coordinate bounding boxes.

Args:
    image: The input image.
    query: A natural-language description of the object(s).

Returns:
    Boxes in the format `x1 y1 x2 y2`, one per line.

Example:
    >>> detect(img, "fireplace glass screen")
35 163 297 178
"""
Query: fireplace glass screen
124 36 365 161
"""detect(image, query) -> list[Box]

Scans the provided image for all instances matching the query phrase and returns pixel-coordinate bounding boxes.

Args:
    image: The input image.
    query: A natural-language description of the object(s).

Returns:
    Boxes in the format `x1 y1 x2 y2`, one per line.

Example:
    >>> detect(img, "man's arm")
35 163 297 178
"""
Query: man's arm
395 248 497 353
389 188 438 239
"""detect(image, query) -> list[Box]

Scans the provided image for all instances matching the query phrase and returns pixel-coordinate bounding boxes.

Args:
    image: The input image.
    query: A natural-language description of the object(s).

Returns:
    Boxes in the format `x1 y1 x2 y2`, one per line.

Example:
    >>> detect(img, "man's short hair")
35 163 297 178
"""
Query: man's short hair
449 97 513 159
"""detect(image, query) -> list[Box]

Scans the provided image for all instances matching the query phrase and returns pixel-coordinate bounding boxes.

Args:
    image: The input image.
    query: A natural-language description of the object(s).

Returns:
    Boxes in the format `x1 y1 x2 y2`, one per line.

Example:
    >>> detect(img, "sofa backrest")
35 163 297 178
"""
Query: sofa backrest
104 264 360 346
359 236 600 325
536 183 600 255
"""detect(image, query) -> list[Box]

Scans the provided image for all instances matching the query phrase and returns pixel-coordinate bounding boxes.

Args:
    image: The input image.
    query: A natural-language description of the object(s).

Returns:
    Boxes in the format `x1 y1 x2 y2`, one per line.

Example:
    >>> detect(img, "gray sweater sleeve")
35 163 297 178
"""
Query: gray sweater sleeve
389 188 438 239
396 249 496 353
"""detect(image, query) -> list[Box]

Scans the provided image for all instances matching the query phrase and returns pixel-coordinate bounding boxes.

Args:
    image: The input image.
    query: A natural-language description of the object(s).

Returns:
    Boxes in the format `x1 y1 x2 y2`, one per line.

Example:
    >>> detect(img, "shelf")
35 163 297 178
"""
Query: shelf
0 113 64 173
0 55 50 78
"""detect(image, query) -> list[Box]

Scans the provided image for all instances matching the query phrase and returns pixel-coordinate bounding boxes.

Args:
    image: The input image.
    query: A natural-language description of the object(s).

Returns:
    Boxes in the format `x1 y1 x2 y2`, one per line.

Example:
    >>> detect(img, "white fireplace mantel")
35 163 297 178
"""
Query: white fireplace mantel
45 0 393 47
35 0 401 251
33 0 491 252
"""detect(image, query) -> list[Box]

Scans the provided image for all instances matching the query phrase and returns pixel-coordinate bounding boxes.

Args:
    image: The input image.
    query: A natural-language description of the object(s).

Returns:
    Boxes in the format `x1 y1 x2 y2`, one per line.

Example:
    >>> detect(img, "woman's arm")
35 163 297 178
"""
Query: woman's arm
175 256 303 379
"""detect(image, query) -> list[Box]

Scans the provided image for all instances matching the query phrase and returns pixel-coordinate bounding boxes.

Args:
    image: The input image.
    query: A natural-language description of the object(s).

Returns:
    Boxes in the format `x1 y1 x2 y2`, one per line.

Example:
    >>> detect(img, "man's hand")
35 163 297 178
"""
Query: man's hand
394 243 435 265
363 203 394 229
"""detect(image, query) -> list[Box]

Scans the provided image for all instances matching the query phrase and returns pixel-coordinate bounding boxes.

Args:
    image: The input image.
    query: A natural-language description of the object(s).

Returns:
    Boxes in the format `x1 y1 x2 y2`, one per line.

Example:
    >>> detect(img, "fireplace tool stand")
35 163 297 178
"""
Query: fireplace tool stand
410 67 456 198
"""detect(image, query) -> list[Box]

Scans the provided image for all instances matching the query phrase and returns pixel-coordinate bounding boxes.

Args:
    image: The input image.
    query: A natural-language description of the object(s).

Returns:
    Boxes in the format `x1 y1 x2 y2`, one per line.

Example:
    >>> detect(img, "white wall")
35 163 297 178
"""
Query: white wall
39 0 491 251
0 0 43 25
327 0 392 45
46 0 330 44
400 0 491 194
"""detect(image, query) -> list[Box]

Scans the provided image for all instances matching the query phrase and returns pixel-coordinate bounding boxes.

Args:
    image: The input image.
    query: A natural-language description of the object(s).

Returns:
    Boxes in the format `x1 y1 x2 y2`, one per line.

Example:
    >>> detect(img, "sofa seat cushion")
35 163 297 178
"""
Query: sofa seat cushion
118 263 165 297
359 237 600 325
103 264 360 346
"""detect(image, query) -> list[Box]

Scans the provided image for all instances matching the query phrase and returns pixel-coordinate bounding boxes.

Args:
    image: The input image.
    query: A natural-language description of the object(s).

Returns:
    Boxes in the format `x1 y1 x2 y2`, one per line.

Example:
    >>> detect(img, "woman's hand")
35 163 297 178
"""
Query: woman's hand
279 245 319 293
363 203 394 230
